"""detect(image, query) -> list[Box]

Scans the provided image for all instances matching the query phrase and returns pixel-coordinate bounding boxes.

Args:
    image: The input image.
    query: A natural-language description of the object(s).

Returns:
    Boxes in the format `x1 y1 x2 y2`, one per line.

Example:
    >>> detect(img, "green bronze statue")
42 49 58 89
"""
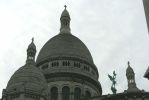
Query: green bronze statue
108 71 117 94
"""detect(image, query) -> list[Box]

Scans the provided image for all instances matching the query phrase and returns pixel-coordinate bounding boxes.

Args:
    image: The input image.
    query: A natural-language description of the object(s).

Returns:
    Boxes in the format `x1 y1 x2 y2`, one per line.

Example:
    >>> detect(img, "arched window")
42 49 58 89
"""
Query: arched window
84 66 90 72
62 86 70 100
74 62 80 68
63 61 70 66
51 62 59 67
42 64 48 70
51 87 58 100
74 87 81 100
85 91 91 98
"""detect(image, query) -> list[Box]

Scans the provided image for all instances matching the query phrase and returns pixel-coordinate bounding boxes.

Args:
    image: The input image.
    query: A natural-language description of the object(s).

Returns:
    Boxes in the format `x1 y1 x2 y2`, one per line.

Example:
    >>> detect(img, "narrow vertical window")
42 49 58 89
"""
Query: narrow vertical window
51 87 58 100
63 61 70 66
74 87 81 100
85 91 91 98
62 86 70 100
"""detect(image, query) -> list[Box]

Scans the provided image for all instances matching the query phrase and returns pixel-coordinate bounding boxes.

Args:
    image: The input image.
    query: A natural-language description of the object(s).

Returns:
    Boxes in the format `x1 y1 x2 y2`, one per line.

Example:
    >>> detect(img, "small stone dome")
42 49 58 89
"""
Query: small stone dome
36 33 94 65
126 62 134 76
28 42 36 50
126 66 134 74
36 7 94 66
6 63 48 94
27 38 36 52
61 7 70 18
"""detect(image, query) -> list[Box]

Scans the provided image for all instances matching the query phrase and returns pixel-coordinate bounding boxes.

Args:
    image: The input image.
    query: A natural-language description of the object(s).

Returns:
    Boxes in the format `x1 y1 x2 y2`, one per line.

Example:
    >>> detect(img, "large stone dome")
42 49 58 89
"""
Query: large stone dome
35 7 102 96
6 40 48 94
6 64 48 93
36 33 94 65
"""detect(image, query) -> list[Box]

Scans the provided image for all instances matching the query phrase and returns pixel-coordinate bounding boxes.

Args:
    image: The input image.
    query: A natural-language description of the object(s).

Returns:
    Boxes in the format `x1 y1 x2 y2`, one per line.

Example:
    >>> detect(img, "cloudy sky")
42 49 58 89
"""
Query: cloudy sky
0 0 149 97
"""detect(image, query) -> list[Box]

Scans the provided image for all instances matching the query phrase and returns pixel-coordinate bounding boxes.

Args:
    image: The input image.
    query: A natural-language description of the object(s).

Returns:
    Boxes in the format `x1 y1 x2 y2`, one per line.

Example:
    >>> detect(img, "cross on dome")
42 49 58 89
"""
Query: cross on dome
64 5 67 9
128 61 130 66
32 37 34 43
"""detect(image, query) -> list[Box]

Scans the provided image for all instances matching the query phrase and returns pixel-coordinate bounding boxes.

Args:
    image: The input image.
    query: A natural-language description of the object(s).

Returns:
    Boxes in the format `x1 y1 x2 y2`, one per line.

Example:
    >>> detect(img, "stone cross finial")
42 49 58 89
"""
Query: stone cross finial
64 5 67 9
32 37 34 43
128 61 130 66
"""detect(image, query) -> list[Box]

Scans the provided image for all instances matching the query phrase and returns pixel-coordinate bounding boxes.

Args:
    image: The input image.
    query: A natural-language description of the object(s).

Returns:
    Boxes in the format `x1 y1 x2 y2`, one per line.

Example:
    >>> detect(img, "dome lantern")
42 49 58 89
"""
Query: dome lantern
60 5 71 34
26 38 36 64
126 61 139 92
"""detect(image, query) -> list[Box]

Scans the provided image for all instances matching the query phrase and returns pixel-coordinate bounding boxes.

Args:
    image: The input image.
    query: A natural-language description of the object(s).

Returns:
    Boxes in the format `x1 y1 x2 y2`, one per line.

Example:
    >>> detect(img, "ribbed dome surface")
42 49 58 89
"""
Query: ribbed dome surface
28 41 36 50
126 66 134 74
36 33 94 65
6 64 47 93
61 8 70 18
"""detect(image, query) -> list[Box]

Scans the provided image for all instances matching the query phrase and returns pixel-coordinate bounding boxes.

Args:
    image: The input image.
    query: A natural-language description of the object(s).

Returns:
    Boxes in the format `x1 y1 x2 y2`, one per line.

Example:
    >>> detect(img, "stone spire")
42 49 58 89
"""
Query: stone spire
126 61 139 92
26 38 36 64
60 5 71 34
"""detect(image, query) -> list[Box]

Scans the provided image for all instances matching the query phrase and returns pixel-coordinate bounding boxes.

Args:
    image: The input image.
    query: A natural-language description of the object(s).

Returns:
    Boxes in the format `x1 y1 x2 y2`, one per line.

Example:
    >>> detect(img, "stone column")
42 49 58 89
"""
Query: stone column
70 91 74 100
82 82 85 96
2 97 6 100
8 95 11 100
70 83 74 100
19 93 25 100
135 97 141 100
58 90 62 100
40 97 44 100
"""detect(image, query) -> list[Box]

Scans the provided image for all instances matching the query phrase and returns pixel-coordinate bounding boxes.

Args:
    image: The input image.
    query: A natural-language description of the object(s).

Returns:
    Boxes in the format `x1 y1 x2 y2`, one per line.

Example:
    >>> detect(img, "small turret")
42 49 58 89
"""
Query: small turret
126 61 139 92
26 38 36 64
4 38 49 100
60 5 71 34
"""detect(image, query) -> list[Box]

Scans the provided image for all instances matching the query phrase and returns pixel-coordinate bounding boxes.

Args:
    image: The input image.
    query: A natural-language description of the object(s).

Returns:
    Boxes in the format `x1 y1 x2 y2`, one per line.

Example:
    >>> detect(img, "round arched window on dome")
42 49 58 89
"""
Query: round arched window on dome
51 87 58 100
62 86 70 100
85 91 91 98
74 87 81 100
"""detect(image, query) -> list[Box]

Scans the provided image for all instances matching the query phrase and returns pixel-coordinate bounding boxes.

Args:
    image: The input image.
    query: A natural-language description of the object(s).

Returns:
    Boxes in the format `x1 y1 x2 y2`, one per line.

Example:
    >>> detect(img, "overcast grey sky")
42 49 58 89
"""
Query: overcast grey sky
0 0 149 97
